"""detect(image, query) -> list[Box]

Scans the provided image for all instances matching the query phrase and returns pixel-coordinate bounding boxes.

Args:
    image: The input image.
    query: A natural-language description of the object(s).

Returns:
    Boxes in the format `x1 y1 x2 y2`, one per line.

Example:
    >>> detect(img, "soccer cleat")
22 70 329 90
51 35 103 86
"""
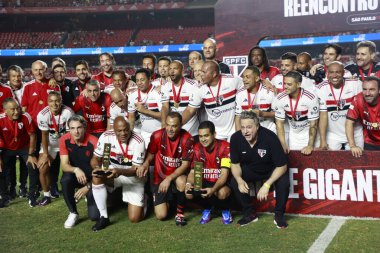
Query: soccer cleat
274 215 288 229
28 197 38 207
221 210 233 225
92 216 110 231
19 188 28 198
237 213 258 227
39 196 51 206
199 209 212 224
175 213 187 226
64 213 79 229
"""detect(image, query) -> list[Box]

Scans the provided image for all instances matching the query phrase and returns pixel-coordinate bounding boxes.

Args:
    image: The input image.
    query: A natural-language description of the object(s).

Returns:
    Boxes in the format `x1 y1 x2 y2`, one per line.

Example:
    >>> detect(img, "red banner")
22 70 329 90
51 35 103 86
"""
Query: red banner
253 151 380 218
0 2 186 14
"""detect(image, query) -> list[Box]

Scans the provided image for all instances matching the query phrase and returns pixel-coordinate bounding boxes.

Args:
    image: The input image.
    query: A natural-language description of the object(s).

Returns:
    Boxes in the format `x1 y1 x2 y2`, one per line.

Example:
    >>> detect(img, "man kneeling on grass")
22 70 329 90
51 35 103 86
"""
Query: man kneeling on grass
185 121 233 225
91 116 146 231
230 110 290 228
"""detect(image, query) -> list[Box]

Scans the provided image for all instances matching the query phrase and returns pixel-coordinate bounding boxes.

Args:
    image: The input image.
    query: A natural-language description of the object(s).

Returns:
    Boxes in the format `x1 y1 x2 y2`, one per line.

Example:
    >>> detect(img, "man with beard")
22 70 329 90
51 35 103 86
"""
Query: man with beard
186 51 203 79
235 66 276 133
142 54 159 80
297 52 312 78
230 110 289 228
345 41 380 81
248 46 279 81
316 61 363 151
92 52 115 90
346 76 380 157
51 64 75 108
161 61 199 136
72 60 91 99
202 38 231 74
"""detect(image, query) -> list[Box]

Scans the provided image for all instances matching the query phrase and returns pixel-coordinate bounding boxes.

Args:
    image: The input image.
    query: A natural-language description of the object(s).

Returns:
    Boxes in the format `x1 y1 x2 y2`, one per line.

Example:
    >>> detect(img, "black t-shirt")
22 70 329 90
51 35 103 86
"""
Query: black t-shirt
230 127 287 175
345 62 380 80
60 78 75 108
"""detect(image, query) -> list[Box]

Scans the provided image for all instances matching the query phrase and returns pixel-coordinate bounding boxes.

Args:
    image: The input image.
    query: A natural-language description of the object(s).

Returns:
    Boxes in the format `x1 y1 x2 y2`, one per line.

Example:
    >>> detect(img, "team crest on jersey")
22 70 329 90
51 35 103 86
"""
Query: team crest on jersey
18 122 23 129
337 100 345 110
101 106 105 111
217 95 224 105
0 92 3 97
65 86 70 92
295 111 302 120
258 149 266 158
116 153 124 164
216 157 220 165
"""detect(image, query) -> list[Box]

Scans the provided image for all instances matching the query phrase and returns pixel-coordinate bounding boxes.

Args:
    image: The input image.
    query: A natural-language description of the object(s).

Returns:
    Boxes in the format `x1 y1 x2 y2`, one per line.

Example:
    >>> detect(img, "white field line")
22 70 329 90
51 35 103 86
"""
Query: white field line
307 218 346 253
257 212 380 221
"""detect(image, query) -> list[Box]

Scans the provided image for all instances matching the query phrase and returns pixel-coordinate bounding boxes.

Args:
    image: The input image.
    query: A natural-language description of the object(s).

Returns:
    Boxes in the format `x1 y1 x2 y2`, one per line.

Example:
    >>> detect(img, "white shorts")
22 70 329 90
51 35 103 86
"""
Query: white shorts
327 135 364 150
111 176 145 207
39 148 59 159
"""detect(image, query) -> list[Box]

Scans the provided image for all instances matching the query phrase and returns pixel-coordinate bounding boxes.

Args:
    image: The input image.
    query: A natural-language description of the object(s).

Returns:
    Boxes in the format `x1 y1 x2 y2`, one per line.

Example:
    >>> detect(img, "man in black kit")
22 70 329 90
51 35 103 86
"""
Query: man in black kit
230 110 289 228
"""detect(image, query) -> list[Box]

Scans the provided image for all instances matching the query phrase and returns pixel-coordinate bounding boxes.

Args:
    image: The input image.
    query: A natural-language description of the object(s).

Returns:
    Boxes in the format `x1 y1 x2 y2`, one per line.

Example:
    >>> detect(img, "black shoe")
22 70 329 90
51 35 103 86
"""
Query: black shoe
39 196 51 206
19 188 28 198
175 213 187 226
237 213 259 227
28 196 38 207
50 186 60 199
0 196 10 208
92 216 110 231
274 215 288 229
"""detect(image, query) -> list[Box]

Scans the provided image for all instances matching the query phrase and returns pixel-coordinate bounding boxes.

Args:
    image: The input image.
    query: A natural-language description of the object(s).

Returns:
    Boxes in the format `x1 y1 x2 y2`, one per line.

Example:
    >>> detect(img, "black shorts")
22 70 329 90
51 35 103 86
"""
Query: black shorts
152 183 178 206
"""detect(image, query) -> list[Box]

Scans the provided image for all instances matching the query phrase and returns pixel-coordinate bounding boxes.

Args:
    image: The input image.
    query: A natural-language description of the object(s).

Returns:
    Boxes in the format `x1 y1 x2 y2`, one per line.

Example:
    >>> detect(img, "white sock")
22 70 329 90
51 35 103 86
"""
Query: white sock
92 184 108 218
44 191 51 197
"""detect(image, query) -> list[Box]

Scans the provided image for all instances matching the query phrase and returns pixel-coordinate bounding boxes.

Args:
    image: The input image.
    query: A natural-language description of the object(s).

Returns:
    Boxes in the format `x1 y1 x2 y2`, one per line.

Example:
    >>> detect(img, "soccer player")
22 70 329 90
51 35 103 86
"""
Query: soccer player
104 70 128 94
142 54 159 80
109 88 128 128
52 64 75 107
316 61 363 150
92 52 115 90
345 41 380 81
152 56 171 87
6 65 28 198
0 81 14 113
274 71 319 155
297 52 312 78
138 112 194 226
21 60 60 125
193 60 205 84
72 60 91 99
91 116 146 231
161 60 199 136
182 60 244 140
202 38 231 74
235 66 276 133
185 121 232 224
248 46 280 80
186 51 203 79
346 76 380 157
72 79 112 137
271 52 315 94
37 91 74 206
230 110 289 228
128 68 162 145
59 115 100 228
0 98 38 206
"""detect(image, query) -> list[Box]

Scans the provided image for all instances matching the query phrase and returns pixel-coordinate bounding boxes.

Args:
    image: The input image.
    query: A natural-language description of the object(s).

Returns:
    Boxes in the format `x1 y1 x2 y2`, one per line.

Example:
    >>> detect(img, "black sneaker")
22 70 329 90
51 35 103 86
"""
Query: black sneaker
175 213 187 226
0 196 10 208
50 186 60 199
274 215 288 229
39 196 51 206
92 216 110 231
237 214 259 227
19 188 28 198
28 197 38 207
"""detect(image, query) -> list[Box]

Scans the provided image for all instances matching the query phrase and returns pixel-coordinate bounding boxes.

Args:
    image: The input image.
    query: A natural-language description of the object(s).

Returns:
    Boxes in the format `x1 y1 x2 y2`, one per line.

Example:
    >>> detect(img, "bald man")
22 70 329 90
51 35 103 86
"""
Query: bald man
91 116 146 231
193 60 205 83
202 38 231 74
315 61 363 150
297 52 312 78
161 60 199 136
182 60 244 140
109 88 129 129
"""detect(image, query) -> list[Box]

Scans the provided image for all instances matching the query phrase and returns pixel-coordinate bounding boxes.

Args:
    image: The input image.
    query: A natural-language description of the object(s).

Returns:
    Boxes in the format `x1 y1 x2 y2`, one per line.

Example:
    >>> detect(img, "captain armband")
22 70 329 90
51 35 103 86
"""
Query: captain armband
220 158 231 169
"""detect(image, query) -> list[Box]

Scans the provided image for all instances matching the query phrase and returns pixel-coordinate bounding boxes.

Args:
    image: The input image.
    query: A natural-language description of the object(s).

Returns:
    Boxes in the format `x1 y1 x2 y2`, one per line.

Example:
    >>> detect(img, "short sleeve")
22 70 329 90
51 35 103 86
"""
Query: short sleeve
229 132 241 164
132 138 145 166
37 112 49 131
94 133 105 157
188 86 202 108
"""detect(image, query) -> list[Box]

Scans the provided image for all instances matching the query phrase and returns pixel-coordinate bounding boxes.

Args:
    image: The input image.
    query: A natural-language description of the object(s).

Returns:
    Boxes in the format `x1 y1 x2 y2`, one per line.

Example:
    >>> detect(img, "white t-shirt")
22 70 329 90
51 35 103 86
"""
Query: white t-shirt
109 102 129 127
235 83 276 133
189 75 244 140
161 77 199 136
37 105 74 152
271 74 316 93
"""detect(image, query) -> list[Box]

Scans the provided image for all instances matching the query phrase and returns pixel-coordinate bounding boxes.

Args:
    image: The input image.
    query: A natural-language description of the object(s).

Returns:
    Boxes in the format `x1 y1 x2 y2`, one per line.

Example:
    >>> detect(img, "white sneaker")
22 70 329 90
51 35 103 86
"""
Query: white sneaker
64 213 79 229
